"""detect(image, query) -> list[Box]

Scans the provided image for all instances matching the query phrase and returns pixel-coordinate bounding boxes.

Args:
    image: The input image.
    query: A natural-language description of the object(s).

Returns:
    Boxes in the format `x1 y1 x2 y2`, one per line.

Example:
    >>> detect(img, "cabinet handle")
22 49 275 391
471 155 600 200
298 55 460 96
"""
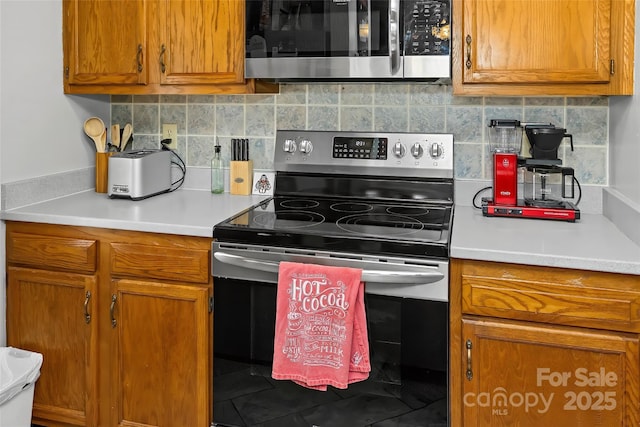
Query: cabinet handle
466 339 473 380
159 44 166 73
83 291 91 324
136 44 143 72
465 35 472 69
110 294 117 328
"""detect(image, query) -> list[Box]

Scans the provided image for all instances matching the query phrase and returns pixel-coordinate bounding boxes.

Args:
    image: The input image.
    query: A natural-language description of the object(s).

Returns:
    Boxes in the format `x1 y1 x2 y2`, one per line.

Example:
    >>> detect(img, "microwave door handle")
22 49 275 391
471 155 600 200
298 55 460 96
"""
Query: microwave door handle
214 252 445 285
389 0 401 75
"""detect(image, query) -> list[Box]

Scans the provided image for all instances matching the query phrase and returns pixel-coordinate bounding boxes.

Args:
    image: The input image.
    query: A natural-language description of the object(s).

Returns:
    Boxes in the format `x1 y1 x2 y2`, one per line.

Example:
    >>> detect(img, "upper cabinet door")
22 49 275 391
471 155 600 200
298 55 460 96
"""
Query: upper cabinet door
452 0 635 96
158 0 244 85
64 0 147 85
463 0 611 84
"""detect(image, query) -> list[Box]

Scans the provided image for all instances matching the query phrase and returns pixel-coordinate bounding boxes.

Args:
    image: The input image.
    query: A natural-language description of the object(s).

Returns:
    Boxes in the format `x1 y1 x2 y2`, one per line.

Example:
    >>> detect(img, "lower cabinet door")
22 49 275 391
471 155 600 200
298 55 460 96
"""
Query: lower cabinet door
6 267 98 426
109 278 211 427
461 317 640 426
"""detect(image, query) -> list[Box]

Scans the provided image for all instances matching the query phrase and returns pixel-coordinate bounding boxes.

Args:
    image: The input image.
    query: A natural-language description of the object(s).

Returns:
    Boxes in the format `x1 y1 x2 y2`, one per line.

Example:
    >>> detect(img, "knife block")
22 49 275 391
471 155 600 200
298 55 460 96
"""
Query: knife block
95 152 114 193
230 160 253 195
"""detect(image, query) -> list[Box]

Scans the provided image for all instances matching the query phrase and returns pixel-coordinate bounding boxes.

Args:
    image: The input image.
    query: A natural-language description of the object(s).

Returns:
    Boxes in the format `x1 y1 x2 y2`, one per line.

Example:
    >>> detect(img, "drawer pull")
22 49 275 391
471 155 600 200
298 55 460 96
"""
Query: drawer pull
84 291 91 324
110 294 117 328
466 339 473 380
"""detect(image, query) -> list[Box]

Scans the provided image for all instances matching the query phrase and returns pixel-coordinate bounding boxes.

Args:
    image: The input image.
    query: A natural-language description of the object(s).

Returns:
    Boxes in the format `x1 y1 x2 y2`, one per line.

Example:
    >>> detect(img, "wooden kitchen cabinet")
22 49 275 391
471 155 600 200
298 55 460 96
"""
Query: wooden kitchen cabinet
5 222 213 427
450 258 640 426
107 240 212 427
62 0 277 95
63 0 147 88
452 0 636 96
461 317 639 426
6 230 100 426
6 268 99 426
109 279 210 427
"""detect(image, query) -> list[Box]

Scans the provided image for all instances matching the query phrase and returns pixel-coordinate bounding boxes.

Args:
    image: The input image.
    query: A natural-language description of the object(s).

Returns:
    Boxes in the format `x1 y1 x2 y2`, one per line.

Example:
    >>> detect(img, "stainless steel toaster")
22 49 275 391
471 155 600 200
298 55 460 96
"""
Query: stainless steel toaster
107 149 172 200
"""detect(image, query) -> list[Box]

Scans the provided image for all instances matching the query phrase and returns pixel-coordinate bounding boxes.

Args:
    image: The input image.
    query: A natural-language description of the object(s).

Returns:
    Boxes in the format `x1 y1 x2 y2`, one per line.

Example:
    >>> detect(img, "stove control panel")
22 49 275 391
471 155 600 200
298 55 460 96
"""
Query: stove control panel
276 131 454 178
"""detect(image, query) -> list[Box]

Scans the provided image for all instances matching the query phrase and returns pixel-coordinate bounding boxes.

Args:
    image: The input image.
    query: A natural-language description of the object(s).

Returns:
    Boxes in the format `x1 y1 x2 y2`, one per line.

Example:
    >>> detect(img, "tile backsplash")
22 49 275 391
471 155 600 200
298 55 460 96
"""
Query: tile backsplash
111 84 609 185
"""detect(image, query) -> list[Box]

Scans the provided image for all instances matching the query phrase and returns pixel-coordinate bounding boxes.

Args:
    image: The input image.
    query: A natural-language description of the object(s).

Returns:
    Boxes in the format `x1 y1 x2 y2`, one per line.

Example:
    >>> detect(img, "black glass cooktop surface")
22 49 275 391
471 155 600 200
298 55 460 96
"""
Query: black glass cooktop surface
214 196 453 259
215 171 454 259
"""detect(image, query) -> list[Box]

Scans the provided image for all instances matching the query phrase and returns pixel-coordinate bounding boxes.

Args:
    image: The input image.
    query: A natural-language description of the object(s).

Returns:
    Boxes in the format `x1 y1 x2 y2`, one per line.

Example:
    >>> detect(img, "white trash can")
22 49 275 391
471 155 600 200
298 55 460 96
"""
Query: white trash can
0 347 43 427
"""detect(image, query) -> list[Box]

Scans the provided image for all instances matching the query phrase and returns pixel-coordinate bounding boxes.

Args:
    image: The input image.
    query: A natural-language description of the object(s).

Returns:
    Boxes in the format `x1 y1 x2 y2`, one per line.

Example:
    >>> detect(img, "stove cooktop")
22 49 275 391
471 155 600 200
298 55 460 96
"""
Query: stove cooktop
214 196 453 259
214 130 455 259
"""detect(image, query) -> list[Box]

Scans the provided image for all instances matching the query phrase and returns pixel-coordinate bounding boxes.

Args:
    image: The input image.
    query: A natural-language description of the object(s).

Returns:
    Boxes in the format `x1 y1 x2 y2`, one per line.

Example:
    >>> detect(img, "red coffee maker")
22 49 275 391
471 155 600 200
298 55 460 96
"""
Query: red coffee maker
482 120 581 222
488 120 522 205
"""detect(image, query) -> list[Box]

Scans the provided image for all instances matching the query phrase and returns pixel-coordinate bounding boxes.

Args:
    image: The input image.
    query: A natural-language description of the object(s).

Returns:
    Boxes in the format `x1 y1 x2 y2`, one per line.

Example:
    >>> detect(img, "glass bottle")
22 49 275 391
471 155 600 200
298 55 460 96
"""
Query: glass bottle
211 144 224 194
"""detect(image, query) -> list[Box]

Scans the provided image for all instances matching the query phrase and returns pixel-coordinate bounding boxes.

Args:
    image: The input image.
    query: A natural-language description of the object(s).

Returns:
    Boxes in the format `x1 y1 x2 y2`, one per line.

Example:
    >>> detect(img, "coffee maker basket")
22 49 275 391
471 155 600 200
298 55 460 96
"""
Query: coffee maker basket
525 127 573 161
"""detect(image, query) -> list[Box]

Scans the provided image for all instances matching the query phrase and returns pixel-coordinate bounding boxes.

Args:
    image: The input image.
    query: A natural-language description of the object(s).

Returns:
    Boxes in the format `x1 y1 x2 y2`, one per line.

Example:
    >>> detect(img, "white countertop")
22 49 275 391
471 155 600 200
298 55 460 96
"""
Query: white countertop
1 189 270 238
451 206 640 275
3 190 639 275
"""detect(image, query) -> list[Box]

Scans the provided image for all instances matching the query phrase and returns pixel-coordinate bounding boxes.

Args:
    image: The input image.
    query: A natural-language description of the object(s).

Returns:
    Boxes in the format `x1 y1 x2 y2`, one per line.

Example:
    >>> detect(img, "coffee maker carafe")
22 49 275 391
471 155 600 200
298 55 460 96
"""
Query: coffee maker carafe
525 165 576 206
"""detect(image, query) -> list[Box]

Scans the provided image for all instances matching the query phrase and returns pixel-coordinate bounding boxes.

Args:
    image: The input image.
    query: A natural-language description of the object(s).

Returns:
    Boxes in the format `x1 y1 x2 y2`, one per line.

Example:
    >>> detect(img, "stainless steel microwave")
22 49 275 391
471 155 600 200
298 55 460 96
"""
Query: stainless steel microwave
245 0 451 81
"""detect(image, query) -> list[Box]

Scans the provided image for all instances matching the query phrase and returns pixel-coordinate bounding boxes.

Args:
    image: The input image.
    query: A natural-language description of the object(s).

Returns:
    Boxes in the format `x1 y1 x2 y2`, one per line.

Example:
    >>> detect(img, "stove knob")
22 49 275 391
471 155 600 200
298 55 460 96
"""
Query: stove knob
299 139 313 154
410 142 424 159
392 142 406 158
283 139 297 153
429 142 443 159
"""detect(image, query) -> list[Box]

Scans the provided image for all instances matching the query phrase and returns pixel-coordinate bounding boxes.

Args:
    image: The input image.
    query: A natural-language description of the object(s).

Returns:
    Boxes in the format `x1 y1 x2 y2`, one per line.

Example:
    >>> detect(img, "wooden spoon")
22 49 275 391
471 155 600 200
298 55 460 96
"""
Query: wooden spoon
83 117 105 152
100 127 107 153
120 123 132 151
111 124 120 151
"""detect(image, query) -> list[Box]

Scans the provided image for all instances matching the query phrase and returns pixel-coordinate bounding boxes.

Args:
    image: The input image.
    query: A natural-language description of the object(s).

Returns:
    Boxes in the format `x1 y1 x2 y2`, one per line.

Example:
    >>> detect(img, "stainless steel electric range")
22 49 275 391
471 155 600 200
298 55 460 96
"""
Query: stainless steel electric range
212 130 453 427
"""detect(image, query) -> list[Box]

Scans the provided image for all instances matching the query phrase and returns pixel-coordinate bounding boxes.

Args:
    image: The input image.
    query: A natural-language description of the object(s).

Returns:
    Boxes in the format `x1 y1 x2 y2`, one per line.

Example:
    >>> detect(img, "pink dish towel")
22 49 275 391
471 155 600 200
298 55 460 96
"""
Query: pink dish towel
272 261 371 391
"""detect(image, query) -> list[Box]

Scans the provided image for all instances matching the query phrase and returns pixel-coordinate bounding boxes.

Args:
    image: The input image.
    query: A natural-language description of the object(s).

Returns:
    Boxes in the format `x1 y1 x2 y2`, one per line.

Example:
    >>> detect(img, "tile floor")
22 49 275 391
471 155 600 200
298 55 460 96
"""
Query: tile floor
213 357 447 427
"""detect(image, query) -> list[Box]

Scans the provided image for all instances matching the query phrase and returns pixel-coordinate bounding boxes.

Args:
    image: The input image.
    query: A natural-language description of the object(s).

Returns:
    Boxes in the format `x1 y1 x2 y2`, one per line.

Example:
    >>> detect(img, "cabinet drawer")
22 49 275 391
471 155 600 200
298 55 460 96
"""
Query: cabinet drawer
7 232 97 273
109 242 209 284
459 260 640 332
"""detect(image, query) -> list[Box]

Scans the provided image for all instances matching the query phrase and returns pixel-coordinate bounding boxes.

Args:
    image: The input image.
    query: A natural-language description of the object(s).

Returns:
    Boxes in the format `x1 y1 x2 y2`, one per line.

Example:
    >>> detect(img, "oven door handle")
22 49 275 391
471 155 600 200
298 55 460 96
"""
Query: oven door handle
214 252 445 284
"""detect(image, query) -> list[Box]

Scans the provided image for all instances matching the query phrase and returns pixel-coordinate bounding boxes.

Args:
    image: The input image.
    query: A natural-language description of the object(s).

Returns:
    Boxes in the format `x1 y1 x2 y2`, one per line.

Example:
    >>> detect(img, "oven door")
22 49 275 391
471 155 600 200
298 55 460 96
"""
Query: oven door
212 243 449 426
